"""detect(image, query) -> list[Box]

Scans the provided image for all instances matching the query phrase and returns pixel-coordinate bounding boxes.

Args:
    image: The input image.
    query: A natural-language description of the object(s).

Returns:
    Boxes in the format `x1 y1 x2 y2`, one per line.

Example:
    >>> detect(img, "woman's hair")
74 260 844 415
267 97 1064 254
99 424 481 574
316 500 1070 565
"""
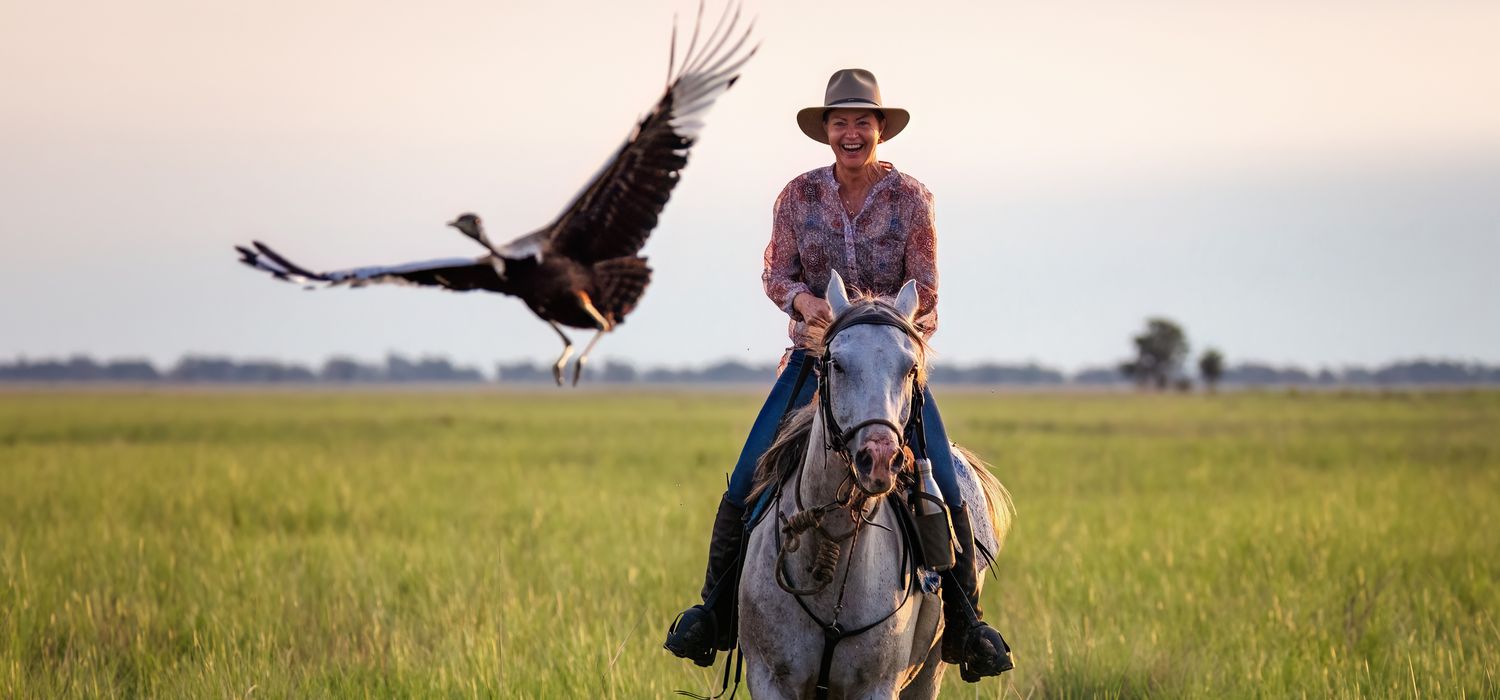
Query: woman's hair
822 108 887 125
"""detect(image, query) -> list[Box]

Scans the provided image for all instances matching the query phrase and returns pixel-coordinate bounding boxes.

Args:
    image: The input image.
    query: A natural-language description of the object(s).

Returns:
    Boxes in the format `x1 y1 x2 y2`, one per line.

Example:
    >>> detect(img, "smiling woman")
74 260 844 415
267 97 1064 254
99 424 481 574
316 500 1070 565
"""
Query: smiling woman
663 68 1014 685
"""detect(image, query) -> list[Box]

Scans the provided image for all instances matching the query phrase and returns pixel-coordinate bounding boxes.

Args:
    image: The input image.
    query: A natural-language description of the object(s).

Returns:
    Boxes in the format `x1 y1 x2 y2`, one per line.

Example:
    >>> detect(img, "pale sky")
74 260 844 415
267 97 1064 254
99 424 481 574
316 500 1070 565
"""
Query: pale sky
2 0 1497 372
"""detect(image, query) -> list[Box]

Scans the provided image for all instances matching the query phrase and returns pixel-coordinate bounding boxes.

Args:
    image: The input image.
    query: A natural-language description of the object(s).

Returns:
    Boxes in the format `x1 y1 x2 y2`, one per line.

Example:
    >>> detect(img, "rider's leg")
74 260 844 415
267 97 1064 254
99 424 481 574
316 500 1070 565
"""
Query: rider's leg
920 387 1015 680
919 386 962 509
665 350 819 666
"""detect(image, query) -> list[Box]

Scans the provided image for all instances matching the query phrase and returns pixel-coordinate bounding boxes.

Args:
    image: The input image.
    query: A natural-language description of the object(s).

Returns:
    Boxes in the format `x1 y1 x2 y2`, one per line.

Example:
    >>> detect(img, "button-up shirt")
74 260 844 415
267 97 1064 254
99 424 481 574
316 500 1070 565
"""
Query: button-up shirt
762 164 939 349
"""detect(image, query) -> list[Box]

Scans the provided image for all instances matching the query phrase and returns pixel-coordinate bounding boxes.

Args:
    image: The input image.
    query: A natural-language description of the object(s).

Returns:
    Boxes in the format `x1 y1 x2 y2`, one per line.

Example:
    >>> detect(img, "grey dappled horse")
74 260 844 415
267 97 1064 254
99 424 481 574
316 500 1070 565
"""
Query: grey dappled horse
737 271 1012 699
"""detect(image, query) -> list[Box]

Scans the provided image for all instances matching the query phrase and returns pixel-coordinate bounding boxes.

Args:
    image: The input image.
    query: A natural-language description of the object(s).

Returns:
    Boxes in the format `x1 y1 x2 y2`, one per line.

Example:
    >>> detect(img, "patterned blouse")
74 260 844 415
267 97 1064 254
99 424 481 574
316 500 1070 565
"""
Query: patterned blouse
762 163 938 349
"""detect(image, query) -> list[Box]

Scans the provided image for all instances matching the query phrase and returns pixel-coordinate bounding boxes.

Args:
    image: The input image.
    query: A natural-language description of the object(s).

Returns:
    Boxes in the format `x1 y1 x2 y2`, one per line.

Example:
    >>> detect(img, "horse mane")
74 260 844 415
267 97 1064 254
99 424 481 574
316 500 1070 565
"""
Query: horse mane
747 401 819 504
806 291 932 381
746 291 932 504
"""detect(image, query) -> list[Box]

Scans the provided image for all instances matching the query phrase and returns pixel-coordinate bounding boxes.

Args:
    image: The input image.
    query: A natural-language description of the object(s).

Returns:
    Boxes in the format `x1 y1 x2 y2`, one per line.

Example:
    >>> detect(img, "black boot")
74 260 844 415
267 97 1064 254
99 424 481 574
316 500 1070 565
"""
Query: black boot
664 493 746 667
939 502 1015 681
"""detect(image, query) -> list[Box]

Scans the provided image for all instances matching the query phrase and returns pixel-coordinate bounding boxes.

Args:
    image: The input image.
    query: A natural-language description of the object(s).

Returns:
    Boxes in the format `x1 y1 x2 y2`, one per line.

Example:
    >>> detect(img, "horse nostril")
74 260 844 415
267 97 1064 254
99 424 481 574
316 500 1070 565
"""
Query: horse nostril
855 448 873 471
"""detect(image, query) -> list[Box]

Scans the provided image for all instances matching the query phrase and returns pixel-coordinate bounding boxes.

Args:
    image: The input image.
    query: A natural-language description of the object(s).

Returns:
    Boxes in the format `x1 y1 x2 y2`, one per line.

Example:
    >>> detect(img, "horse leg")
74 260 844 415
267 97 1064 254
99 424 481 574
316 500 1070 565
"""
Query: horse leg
899 637 947 700
897 588 946 699
744 661 799 700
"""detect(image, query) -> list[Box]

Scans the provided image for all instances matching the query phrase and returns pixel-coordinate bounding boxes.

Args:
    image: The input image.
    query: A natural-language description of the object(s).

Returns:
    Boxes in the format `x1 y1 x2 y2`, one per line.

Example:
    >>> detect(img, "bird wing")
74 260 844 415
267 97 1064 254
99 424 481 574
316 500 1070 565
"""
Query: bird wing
534 2 756 264
236 241 505 292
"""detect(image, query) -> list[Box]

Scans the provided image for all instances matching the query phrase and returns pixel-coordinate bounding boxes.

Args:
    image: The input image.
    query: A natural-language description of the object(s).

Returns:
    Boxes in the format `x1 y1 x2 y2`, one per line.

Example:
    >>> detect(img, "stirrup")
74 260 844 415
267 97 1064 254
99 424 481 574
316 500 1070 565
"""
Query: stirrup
956 624 1014 682
664 605 718 667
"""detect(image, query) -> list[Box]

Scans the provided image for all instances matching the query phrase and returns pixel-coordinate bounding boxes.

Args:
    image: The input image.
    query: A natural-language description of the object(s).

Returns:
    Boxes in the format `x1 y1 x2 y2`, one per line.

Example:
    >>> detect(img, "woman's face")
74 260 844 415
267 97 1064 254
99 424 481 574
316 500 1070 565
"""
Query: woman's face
825 108 883 169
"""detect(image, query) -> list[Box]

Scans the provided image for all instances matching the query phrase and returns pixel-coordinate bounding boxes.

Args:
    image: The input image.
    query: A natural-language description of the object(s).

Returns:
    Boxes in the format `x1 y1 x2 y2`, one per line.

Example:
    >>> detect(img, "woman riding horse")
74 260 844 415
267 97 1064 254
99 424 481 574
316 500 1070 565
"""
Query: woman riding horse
664 68 1013 680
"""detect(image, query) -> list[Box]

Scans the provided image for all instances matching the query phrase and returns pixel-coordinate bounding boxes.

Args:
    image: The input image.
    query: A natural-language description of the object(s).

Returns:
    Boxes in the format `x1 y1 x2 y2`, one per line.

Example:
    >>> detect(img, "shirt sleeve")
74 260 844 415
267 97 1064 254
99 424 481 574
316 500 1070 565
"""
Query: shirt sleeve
904 184 939 338
762 182 811 318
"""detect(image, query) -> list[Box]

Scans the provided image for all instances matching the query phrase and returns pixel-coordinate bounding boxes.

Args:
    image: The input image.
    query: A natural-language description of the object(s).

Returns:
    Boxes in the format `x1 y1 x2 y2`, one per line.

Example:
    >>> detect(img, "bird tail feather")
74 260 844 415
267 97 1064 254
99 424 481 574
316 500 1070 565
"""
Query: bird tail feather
593 256 652 324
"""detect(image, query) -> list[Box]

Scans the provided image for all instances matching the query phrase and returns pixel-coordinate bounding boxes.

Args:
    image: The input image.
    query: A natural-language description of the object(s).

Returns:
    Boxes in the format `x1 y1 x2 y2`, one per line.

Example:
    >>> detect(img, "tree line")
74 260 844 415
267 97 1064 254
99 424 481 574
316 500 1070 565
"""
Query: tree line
3 352 1498 387
1110 317 1500 391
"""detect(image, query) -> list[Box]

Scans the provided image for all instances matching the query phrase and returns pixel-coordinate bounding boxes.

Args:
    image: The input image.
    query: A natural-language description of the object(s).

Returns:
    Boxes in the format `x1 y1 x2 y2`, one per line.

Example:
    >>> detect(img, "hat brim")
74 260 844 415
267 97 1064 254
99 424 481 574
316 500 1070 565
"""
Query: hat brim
796 104 910 144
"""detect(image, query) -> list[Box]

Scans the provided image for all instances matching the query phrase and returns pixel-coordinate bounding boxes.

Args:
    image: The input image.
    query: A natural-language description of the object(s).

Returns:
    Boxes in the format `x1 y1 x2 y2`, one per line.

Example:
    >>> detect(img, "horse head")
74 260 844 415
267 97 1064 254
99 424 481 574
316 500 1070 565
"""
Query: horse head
820 269 926 498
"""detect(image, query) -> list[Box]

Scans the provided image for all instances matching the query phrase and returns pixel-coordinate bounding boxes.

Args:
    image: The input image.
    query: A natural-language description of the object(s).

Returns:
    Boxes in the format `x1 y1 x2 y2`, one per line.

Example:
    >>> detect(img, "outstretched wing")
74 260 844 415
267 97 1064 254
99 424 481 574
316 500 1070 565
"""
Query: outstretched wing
538 2 756 264
236 241 506 293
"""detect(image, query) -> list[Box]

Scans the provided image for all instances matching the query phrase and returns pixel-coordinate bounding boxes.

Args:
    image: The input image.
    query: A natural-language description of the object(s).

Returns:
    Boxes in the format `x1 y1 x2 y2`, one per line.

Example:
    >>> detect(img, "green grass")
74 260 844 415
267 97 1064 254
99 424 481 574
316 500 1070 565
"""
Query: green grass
2 389 1497 698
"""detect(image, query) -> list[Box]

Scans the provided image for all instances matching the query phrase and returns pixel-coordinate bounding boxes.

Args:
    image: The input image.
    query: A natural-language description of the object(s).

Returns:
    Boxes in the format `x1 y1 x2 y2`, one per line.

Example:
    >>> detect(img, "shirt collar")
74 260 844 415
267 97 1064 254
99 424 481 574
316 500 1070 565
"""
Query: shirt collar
819 162 899 195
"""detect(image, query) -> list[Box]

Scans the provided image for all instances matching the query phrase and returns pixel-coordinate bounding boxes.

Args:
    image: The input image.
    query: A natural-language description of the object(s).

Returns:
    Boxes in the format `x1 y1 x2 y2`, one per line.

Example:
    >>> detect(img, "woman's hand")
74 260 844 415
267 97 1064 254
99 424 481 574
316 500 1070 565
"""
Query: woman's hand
794 292 834 326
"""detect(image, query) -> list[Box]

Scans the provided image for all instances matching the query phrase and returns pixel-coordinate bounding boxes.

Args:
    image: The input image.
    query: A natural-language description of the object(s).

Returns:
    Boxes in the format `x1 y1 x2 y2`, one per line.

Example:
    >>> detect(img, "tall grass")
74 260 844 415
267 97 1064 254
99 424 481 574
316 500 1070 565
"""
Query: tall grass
2 389 1497 697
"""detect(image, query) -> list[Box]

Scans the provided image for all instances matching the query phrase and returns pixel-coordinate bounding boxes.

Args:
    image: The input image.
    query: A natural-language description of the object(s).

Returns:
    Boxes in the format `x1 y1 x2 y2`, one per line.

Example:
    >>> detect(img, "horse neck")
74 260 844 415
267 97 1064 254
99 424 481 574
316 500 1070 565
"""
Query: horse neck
793 411 842 505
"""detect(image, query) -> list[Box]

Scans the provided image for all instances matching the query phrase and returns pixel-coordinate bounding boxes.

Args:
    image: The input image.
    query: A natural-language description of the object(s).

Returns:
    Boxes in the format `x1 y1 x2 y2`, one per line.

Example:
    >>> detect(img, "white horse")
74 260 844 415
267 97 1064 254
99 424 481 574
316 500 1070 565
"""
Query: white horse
737 271 1012 699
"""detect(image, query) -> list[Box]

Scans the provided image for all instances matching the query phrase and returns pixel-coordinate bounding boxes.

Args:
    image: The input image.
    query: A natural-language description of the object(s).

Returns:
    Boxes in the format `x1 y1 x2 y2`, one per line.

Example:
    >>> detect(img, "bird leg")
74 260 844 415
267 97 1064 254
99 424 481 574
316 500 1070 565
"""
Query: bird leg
564 292 615 386
548 321 575 387
571 329 610 386
575 291 614 332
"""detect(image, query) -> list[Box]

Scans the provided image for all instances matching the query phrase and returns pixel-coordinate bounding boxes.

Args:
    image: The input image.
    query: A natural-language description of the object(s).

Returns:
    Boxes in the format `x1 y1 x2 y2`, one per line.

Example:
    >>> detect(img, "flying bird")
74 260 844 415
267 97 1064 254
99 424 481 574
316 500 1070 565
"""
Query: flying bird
236 3 756 385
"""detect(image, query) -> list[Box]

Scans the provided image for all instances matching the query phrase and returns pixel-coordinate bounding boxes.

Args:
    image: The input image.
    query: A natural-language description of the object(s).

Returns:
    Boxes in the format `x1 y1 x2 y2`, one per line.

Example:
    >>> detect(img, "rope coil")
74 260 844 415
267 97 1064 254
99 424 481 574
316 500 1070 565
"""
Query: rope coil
810 540 841 583
776 508 847 596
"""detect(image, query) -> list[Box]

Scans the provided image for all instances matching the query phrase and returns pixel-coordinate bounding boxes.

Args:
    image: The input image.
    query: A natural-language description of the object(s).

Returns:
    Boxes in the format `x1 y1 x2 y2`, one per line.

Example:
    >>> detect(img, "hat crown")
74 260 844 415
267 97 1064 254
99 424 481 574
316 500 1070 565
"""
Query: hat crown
823 68 883 108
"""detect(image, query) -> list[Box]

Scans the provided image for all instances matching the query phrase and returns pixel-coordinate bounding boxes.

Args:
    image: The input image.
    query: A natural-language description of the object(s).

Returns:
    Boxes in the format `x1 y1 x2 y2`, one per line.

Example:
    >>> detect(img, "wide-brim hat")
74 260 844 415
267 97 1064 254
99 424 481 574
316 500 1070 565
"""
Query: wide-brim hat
796 68 910 144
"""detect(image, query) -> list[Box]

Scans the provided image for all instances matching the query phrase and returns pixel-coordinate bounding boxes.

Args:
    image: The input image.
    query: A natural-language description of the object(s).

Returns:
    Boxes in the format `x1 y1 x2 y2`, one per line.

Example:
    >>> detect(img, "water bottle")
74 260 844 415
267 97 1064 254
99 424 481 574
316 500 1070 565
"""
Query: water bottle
911 457 956 571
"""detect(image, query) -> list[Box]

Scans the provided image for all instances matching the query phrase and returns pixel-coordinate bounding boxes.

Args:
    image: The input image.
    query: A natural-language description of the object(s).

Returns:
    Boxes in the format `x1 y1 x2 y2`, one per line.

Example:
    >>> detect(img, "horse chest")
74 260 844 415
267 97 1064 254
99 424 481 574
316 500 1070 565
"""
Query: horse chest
739 505 926 697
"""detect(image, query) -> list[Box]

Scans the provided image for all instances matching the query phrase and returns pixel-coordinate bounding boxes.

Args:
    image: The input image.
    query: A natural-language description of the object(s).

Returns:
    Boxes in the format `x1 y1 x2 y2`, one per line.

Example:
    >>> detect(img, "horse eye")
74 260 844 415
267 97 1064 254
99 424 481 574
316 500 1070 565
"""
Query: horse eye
827 356 845 373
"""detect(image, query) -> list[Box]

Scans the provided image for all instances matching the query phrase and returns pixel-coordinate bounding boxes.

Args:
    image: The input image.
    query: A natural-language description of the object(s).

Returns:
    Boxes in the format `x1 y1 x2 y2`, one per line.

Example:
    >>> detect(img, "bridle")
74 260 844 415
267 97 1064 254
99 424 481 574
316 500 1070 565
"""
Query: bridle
816 299 927 491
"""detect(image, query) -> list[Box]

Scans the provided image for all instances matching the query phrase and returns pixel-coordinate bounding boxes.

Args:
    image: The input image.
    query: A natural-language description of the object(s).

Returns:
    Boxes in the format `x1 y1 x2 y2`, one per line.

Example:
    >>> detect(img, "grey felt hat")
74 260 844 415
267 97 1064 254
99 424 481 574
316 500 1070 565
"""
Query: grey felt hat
796 68 910 144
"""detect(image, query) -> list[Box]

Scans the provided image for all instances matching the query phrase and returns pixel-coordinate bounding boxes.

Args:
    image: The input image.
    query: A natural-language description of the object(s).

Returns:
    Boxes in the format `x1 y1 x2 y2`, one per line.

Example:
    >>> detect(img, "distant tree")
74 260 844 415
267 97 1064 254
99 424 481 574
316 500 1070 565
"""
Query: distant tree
1071 366 1128 385
1198 348 1225 393
599 360 638 383
322 357 382 383
496 361 552 384
1119 318 1189 390
103 359 160 381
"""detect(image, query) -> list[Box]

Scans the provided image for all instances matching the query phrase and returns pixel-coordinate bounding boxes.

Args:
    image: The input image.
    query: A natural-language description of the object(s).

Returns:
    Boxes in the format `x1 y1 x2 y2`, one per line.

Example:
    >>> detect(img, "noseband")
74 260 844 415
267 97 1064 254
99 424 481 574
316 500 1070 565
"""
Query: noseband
816 300 926 488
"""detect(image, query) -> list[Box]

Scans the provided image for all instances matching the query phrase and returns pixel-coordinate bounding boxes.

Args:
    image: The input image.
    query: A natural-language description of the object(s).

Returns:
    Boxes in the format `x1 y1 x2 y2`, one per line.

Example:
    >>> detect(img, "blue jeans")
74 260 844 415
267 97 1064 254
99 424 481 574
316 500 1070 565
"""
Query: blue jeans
726 349 964 512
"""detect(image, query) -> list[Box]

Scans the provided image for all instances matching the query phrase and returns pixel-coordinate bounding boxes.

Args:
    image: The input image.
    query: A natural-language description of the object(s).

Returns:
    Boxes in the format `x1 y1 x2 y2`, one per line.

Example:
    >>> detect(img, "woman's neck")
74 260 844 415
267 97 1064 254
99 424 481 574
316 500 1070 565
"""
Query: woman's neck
833 161 888 191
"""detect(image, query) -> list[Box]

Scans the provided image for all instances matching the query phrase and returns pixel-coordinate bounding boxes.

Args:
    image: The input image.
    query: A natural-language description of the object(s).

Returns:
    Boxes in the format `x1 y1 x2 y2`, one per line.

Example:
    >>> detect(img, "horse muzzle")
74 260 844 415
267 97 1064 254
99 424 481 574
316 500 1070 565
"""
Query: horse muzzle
852 424 903 496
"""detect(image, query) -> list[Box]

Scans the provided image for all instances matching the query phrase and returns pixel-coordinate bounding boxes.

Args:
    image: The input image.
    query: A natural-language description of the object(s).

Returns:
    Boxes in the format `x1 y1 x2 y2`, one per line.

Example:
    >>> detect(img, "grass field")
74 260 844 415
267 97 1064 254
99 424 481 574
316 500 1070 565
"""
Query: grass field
2 388 1497 698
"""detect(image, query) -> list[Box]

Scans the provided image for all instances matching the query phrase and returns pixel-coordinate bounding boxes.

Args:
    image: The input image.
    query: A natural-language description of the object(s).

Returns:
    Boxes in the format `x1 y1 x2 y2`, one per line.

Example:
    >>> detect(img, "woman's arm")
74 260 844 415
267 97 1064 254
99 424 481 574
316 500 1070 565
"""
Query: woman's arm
905 185 939 336
762 183 812 320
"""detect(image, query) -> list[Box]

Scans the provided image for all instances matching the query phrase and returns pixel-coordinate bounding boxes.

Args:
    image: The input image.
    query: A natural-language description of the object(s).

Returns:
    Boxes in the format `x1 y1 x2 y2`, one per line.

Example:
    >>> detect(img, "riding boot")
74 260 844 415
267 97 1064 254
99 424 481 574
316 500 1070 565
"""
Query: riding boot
939 502 1015 681
664 493 746 667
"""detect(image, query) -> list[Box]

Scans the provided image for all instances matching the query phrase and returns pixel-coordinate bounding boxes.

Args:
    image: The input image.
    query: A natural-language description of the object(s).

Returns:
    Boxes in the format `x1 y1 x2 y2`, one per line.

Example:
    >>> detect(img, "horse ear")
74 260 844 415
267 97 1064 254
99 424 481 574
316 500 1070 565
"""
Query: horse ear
827 269 851 315
894 279 920 319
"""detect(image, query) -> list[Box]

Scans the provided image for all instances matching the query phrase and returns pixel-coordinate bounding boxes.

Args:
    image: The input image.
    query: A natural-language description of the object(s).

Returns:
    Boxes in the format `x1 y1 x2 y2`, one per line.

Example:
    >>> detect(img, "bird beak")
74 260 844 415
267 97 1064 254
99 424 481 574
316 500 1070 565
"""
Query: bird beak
445 220 458 228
